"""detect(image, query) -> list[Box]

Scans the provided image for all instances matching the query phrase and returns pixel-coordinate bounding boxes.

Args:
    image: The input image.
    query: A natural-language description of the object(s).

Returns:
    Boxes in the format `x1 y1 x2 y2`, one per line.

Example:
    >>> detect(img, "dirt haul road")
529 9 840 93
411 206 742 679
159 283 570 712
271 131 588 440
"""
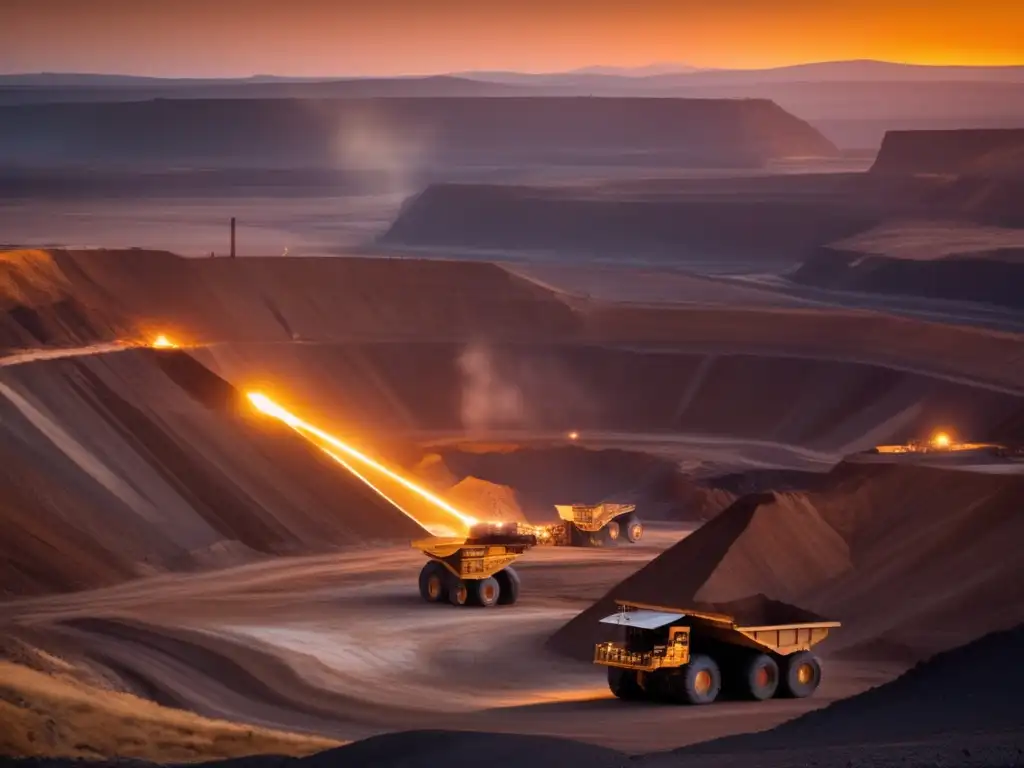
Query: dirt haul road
1 531 898 754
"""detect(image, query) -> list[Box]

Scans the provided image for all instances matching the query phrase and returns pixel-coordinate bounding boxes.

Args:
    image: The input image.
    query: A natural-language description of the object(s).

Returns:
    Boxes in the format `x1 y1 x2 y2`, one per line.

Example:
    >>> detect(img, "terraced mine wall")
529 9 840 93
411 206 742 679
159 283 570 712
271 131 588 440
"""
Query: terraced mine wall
794 246 1024 310
871 128 1024 176
3 249 1023 597
0 97 837 169
379 182 876 264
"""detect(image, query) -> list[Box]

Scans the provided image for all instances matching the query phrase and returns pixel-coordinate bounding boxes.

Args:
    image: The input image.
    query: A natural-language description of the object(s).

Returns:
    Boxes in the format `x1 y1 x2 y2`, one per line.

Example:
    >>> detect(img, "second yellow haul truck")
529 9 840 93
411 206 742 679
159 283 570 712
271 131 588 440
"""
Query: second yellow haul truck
593 600 840 704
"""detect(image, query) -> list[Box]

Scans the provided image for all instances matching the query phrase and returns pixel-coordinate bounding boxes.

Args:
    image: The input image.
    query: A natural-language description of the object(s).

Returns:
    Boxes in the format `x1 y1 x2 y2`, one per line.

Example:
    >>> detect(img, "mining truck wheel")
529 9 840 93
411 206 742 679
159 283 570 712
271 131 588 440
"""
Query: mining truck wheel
780 652 821 698
569 524 592 547
495 566 520 605
474 576 501 607
678 655 722 705
418 561 448 603
448 578 470 607
604 520 621 543
624 515 644 543
743 653 780 701
607 666 645 701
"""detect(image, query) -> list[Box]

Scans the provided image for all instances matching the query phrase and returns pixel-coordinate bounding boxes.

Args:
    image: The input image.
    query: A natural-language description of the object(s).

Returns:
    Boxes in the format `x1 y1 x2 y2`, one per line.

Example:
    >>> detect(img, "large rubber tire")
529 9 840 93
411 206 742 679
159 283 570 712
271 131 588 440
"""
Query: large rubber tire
623 515 644 544
676 654 722 705
604 520 621 543
780 652 821 699
495 566 521 605
742 653 781 701
569 524 592 547
448 578 470 607
473 576 501 607
418 561 448 603
607 666 645 701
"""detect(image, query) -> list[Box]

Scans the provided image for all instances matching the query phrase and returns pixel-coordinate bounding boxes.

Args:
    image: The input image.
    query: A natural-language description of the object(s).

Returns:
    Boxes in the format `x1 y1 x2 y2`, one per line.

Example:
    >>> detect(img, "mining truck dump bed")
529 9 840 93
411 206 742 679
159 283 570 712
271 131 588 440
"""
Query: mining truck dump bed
535 503 643 546
412 522 535 608
594 599 840 705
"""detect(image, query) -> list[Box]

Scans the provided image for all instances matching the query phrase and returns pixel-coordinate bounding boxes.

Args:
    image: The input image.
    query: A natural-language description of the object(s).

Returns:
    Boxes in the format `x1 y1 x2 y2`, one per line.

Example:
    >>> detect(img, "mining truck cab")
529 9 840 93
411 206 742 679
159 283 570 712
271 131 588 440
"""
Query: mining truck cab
594 600 839 705
553 503 643 546
412 521 536 608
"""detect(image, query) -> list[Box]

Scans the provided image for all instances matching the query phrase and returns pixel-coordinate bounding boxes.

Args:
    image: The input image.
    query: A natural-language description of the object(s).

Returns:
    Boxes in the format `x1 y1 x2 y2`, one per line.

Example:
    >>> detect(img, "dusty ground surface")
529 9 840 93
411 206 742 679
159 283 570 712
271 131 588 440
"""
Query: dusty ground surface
0 527 900 754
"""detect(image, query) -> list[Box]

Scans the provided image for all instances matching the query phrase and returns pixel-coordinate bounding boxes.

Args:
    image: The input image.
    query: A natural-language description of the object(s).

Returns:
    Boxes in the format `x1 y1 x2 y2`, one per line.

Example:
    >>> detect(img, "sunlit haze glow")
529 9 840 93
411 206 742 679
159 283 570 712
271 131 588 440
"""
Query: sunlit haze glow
246 392 478 530
1 1 1020 76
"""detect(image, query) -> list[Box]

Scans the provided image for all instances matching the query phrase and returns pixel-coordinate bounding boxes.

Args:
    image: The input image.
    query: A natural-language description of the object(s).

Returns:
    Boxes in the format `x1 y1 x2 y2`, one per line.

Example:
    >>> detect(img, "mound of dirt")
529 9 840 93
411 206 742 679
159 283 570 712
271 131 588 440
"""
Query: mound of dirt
444 476 526 523
0 349 423 596
379 182 871 263
437 446 737 523
0 97 836 169
410 452 460 491
548 492 846 658
871 128 1024 178
794 246 1024 310
549 461 1024 663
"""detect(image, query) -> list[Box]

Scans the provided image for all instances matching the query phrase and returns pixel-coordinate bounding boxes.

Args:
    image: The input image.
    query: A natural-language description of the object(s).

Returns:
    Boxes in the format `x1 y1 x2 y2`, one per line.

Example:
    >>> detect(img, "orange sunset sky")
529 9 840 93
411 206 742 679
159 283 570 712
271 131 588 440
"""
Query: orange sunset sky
1 0 1021 76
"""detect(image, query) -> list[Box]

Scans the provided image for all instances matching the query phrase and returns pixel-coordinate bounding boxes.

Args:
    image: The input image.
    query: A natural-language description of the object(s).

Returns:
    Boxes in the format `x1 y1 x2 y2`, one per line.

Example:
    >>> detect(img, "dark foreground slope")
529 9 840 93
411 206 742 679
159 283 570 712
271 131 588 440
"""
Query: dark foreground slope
549 461 1024 663
680 623 1024 755
0 97 836 169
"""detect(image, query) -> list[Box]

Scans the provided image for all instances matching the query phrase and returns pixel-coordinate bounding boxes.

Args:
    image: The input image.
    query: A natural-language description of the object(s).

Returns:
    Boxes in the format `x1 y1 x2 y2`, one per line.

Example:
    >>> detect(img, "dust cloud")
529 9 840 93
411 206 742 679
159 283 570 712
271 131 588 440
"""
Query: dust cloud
457 342 527 432
456 342 599 433
330 106 435 197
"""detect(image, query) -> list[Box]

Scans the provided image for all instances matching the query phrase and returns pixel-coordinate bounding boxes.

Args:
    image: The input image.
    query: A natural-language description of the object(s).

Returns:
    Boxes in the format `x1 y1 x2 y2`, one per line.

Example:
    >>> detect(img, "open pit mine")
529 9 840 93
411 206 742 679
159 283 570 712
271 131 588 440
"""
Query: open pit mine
1 117 1023 768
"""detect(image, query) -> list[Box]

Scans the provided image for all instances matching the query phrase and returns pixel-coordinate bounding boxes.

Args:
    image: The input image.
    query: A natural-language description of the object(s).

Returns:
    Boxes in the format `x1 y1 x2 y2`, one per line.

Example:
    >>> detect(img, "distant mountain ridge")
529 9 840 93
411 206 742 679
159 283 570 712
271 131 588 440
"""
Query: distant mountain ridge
3 60 1023 88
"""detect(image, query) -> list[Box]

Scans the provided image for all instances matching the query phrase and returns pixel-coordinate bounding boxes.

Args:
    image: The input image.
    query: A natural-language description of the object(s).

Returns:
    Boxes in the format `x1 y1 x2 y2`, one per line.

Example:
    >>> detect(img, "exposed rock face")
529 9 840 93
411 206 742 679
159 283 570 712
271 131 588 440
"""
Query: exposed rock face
871 128 1024 177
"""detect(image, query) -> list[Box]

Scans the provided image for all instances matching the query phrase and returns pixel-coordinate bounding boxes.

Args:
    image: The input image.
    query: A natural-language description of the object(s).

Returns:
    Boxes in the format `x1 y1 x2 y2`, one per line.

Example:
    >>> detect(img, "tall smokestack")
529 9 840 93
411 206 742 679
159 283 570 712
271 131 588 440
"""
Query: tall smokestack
230 217 236 258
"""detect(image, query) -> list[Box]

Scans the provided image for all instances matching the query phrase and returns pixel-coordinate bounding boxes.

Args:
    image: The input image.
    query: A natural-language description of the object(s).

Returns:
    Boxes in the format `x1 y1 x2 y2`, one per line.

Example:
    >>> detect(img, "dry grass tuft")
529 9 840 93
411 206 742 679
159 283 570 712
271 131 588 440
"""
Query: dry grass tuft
0 660 342 762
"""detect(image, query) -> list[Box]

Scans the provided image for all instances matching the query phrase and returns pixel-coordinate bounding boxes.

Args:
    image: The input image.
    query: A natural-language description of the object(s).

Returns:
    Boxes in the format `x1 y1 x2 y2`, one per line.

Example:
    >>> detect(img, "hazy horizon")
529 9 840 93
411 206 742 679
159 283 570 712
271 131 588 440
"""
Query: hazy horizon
2 0 1021 78
3 58 1024 81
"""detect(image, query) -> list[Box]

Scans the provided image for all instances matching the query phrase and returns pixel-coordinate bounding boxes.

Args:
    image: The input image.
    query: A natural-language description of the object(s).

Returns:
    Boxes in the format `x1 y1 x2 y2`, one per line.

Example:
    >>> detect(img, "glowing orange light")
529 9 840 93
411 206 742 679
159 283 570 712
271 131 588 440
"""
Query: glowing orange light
931 431 952 449
567 431 579 441
151 335 177 349
246 392 478 529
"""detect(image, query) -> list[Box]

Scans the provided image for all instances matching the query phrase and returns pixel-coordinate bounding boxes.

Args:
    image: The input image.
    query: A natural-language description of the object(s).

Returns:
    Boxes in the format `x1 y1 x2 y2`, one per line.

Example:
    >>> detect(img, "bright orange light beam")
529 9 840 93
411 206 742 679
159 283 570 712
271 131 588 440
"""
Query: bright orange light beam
247 392 478 529
313 439 429 531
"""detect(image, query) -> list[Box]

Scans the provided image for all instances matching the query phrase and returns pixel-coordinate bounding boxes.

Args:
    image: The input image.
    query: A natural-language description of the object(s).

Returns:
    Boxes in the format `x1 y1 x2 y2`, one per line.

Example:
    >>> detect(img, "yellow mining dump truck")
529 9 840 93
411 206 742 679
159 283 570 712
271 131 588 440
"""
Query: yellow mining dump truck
536 503 643 546
413 522 537 607
593 600 839 705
